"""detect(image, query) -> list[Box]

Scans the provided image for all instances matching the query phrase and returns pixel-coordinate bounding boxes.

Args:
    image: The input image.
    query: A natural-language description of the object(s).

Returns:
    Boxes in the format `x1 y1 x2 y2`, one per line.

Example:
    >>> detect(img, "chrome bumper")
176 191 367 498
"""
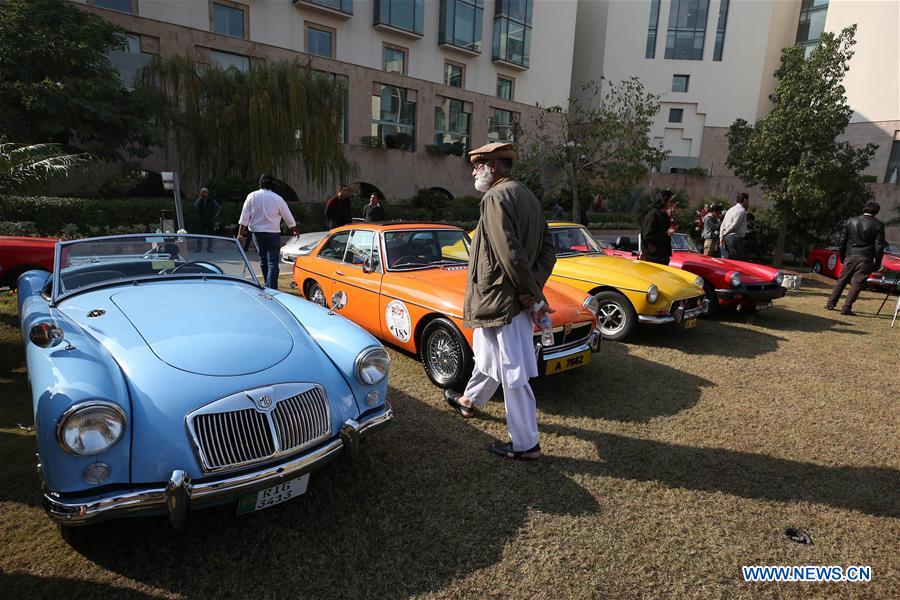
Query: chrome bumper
638 298 710 324
44 403 393 529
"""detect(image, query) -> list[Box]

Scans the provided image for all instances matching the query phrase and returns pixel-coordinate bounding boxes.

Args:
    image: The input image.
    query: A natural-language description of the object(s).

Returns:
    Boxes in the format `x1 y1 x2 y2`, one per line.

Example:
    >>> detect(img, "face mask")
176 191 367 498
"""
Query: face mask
474 165 493 192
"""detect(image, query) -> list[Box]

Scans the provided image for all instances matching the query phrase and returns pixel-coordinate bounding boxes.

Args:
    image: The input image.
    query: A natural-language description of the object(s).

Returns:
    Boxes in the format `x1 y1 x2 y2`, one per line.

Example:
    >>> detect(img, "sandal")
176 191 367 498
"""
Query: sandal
444 389 475 418
487 441 542 461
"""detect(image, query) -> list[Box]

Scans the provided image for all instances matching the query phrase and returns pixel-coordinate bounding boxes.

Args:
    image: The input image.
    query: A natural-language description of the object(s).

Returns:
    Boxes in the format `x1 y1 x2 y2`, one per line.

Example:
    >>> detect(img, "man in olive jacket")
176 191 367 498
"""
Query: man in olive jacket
443 142 556 461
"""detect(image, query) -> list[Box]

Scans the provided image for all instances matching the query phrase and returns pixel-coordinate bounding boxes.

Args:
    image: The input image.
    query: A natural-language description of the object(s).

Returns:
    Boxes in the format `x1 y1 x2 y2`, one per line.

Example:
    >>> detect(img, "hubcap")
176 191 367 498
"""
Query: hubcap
427 329 460 380
309 284 326 307
597 302 626 335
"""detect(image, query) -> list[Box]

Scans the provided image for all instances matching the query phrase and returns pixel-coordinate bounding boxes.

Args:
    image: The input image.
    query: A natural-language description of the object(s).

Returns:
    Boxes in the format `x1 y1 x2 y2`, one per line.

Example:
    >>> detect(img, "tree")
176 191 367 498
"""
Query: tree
726 26 877 265
515 78 668 219
0 0 160 160
142 55 353 190
0 142 92 195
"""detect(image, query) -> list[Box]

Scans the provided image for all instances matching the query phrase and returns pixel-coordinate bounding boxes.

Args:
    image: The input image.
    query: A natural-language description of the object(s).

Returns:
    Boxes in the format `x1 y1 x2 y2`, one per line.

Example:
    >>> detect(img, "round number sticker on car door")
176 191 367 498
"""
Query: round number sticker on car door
385 300 411 342
827 254 838 271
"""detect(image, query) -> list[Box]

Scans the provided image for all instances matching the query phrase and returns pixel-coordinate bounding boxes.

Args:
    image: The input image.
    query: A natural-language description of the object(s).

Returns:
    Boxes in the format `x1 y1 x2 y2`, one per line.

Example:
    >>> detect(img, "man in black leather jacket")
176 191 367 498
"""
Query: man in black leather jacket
826 201 886 315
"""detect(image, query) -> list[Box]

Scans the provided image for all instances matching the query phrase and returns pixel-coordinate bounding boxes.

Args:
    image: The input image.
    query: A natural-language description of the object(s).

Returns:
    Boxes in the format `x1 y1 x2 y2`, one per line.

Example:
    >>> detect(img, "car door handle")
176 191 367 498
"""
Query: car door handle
335 270 345 276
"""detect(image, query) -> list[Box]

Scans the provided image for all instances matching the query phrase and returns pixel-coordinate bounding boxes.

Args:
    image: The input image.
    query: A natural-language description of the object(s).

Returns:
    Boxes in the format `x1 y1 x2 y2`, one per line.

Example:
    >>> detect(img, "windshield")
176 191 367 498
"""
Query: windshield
551 226 603 256
55 235 257 300
671 233 700 253
885 244 899 256
383 229 470 270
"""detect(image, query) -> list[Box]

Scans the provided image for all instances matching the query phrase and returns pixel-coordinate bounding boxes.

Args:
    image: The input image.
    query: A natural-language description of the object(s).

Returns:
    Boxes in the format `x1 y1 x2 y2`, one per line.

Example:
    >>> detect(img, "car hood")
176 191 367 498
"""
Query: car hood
109 283 293 376
555 254 699 294
671 252 778 284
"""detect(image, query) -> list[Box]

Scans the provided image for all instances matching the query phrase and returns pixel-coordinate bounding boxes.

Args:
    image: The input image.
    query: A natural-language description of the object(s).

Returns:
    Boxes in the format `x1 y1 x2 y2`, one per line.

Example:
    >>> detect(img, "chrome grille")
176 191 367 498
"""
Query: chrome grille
533 321 593 349
193 409 275 470
271 387 331 452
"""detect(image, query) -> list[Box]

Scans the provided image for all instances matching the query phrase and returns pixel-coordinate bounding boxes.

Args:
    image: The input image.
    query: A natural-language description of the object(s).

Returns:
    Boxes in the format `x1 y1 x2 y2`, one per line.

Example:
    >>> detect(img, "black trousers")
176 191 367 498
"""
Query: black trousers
827 255 875 311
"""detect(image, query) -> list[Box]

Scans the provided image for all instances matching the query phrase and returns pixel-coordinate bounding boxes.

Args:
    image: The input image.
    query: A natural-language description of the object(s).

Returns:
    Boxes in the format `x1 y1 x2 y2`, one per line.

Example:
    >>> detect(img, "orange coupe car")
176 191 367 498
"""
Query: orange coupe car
292 222 601 390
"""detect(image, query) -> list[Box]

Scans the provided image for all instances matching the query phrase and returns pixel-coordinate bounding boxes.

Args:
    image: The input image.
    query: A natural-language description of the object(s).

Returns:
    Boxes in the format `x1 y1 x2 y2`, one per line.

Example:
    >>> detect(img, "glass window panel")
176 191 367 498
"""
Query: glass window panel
214 4 245 38
126 33 141 54
415 0 424 34
93 0 133 13
497 77 512 100
210 50 249 73
372 85 415 151
665 0 708 60
320 232 351 261
668 108 683 123
672 74 689 92
454 2 475 47
383 47 405 73
346 230 375 266
508 0 526 22
445 63 463 87
306 0 354 13
646 0 660 58
306 28 333 58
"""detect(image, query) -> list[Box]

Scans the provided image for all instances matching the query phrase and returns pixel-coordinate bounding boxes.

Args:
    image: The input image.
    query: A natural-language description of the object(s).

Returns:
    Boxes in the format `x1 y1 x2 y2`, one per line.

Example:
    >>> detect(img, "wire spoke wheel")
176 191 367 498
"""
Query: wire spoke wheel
426 329 461 381
307 281 326 307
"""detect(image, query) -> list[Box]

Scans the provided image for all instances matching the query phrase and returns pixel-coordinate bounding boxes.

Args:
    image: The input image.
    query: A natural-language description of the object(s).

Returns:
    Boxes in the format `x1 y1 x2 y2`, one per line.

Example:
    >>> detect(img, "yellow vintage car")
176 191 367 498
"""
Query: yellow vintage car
547 222 708 341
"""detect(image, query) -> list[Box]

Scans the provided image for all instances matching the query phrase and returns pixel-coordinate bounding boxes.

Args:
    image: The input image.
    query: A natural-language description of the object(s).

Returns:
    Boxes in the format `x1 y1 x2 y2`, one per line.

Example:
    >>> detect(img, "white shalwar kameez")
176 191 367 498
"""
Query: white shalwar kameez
463 310 539 451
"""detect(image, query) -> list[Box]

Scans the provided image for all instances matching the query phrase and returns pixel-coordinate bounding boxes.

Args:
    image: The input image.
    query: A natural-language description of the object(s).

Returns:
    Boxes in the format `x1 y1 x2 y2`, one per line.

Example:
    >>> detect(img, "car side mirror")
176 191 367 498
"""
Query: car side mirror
331 291 347 311
30 322 65 348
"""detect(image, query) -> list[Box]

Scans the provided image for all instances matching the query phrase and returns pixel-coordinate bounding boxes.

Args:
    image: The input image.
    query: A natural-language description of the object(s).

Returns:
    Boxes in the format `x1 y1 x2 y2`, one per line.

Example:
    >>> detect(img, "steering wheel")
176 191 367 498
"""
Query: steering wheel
392 255 426 267
162 261 223 275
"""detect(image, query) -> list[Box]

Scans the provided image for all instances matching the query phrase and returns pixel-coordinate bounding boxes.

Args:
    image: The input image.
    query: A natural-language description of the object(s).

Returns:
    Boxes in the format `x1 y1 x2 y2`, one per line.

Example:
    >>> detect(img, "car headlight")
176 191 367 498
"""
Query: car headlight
694 276 704 288
729 272 742 287
774 270 784 285
356 347 390 385
647 284 659 304
57 401 126 455
582 295 599 315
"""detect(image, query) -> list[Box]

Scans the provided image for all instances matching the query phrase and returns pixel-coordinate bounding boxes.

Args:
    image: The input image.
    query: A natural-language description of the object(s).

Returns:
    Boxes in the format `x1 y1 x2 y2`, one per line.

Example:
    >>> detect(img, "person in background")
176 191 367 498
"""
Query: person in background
237 174 300 290
363 193 386 222
720 193 749 260
552 202 565 220
194 187 221 252
702 203 723 256
443 142 555 461
578 205 589 228
826 201 885 315
640 190 675 265
324 184 353 229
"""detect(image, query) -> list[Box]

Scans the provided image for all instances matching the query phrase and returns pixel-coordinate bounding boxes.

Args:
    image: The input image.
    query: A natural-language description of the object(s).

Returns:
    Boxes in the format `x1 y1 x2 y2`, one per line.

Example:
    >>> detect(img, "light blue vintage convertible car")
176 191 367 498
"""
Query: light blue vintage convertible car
17 234 392 540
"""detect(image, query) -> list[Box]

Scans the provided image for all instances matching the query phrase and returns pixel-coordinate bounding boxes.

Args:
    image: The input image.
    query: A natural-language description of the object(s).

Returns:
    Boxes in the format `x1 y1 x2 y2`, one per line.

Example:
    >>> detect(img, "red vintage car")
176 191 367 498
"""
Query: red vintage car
807 244 900 291
601 233 786 313
0 236 58 289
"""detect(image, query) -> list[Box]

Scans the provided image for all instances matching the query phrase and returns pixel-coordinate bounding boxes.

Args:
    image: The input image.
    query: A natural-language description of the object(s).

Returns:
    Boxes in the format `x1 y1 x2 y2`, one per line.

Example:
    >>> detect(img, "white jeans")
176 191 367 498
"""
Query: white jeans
464 311 539 451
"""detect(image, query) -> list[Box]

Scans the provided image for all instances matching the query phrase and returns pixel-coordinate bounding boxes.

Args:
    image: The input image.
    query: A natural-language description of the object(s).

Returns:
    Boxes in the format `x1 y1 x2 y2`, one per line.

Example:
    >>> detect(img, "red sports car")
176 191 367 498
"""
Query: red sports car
807 244 900 291
0 236 58 289
601 233 786 313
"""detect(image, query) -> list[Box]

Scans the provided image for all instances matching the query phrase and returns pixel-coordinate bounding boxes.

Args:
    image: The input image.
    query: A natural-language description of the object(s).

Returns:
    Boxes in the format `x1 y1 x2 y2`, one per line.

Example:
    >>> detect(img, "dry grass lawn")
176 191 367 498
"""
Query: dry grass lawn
0 276 897 599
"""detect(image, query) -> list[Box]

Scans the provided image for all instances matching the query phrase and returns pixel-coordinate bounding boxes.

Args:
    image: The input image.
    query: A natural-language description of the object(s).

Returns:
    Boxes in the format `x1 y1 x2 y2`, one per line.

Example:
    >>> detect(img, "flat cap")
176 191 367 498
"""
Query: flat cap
468 142 517 164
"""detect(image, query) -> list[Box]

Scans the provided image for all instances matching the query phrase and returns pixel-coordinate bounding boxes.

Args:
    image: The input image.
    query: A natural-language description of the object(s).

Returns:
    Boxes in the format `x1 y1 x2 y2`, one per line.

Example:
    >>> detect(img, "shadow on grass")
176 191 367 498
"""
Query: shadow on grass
54 389 601 598
629 316 786 357
2 571 159 599
531 342 711 422
544 426 899 519
734 306 865 334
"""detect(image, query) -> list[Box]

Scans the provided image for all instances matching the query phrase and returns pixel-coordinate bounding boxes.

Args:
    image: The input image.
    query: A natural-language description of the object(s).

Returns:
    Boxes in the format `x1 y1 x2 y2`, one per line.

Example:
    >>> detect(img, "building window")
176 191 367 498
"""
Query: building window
434 97 471 153
665 0 709 60
210 50 250 73
374 0 425 36
383 44 407 74
317 71 348 143
444 61 465 88
488 108 517 143
305 22 335 58
884 139 900 183
492 0 533 68
497 76 514 100
439 0 484 54
645 0 660 58
371 85 416 150
713 0 729 61
213 2 246 39
300 0 353 15
672 74 689 92
90 0 135 13
108 33 152 90
796 0 829 58
668 108 684 123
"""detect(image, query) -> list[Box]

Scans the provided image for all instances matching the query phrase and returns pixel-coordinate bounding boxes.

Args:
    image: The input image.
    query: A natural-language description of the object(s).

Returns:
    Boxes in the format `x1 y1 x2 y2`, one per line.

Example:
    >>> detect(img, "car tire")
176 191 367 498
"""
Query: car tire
811 260 822 274
419 318 474 391
593 291 636 341
305 280 327 307
702 281 721 316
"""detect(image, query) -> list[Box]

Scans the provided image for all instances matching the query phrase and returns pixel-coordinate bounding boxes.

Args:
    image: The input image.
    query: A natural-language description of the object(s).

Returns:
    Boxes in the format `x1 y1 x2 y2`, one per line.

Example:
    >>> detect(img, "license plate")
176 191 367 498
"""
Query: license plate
683 318 697 330
545 350 590 375
237 474 309 515
756 301 773 311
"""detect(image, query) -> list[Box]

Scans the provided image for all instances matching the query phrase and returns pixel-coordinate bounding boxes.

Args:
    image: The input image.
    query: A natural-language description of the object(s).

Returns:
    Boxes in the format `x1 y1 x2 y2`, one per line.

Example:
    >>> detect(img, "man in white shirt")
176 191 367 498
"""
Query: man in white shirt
719 193 749 260
237 174 300 290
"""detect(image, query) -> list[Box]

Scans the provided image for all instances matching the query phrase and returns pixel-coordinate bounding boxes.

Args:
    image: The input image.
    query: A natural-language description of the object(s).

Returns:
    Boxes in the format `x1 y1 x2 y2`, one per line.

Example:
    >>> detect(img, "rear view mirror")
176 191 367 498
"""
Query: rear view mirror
331 291 347 310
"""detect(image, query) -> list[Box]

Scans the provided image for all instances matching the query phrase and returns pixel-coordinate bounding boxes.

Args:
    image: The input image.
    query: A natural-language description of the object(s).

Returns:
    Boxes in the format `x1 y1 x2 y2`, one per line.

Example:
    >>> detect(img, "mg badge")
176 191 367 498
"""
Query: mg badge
564 323 572 335
257 395 273 409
